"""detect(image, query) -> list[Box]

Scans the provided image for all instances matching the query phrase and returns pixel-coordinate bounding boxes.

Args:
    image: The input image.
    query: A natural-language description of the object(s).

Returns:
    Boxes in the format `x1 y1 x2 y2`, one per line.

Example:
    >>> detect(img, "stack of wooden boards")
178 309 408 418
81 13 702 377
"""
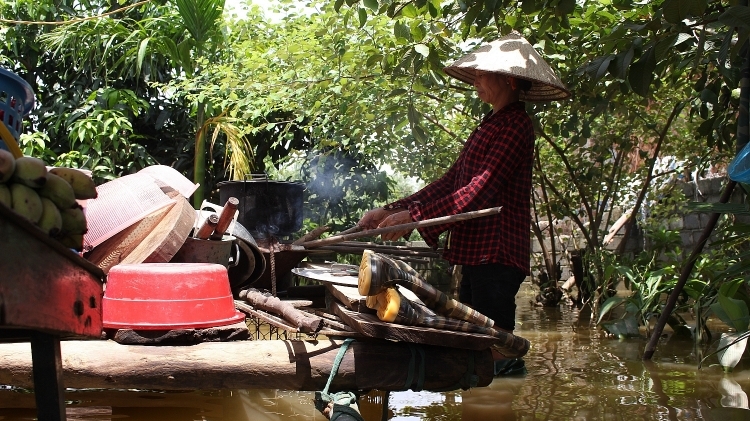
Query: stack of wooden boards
82 165 198 274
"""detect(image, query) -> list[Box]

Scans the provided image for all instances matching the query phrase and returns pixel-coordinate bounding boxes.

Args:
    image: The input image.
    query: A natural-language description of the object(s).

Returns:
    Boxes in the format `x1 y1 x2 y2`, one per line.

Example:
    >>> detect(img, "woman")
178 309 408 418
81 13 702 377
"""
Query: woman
358 32 570 370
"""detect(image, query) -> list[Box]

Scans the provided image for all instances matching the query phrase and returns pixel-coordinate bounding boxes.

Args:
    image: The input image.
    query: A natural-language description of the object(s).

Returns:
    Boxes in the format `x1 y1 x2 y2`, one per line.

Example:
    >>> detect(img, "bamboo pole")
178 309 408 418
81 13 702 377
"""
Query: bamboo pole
318 245 442 259
642 180 737 360
300 207 503 248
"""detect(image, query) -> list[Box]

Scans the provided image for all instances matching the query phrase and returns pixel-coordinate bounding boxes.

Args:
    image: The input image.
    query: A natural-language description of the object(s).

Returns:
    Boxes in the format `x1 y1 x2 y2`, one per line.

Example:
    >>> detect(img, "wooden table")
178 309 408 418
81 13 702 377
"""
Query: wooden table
0 203 104 421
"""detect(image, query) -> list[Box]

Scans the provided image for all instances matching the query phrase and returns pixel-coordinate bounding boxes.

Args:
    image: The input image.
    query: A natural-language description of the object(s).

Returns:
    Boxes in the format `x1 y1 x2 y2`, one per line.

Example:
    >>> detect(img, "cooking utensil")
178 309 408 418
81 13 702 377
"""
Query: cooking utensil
217 174 305 237
291 267 359 287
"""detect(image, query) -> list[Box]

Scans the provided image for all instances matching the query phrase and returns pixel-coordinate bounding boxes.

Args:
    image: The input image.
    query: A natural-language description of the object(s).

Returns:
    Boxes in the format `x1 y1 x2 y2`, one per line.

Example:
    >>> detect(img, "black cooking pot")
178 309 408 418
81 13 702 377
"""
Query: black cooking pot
218 175 305 238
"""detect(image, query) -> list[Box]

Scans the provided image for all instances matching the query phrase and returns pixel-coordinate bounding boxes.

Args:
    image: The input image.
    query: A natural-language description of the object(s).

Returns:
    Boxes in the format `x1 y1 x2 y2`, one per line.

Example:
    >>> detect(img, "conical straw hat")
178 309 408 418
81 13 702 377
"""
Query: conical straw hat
444 32 571 102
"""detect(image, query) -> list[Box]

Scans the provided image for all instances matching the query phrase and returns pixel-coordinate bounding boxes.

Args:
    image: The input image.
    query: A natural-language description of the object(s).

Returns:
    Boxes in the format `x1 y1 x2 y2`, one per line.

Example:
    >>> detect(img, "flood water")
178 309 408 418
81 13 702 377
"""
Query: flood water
1 282 749 420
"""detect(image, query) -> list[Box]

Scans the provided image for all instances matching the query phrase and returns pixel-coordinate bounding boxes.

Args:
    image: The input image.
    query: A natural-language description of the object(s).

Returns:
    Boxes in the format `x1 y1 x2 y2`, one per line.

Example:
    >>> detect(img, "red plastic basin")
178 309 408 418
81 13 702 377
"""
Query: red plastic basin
102 263 245 329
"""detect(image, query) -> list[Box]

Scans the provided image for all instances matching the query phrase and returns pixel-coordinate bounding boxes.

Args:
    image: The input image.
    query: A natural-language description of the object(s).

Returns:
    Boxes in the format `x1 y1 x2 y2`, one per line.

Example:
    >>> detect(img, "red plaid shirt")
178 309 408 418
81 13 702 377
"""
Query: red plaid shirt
386 101 533 274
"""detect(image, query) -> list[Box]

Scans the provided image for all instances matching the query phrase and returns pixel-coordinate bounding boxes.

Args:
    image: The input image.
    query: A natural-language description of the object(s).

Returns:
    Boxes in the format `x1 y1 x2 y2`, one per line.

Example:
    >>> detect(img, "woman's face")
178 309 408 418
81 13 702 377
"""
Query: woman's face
474 71 508 105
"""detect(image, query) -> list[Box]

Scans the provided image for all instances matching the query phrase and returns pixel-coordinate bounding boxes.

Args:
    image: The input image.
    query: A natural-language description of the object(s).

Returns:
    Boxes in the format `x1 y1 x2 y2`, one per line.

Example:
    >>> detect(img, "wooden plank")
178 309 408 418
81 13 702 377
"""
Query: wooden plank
326 283 369 312
85 205 172 274
137 193 195 263
0 339 494 391
325 283 425 313
331 302 499 351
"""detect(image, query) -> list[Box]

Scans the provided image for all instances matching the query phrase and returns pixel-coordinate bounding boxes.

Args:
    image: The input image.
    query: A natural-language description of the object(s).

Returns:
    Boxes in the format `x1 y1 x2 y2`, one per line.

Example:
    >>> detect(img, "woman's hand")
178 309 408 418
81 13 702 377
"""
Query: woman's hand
379 210 413 241
358 207 394 229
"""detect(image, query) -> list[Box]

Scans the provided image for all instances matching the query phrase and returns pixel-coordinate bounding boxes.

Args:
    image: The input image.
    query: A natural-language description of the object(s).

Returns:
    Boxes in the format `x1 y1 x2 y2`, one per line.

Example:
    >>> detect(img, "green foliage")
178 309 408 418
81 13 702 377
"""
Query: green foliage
1 1 748 340
598 227 685 337
711 284 750 333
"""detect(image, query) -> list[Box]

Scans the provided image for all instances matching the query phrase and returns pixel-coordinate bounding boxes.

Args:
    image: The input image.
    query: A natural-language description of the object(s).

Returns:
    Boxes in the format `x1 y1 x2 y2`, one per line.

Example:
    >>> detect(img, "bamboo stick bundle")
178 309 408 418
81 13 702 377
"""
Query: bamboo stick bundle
358 250 495 329
367 287 529 358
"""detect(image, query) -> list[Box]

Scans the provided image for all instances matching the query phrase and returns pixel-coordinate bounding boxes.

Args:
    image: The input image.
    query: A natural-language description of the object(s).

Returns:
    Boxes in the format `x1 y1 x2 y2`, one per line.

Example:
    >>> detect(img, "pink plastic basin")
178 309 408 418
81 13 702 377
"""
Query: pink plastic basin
102 263 245 329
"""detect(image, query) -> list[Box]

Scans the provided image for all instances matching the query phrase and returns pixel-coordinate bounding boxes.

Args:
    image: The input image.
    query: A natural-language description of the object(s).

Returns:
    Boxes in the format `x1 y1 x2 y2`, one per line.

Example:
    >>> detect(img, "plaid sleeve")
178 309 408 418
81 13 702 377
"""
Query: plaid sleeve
409 108 532 246
384 159 461 211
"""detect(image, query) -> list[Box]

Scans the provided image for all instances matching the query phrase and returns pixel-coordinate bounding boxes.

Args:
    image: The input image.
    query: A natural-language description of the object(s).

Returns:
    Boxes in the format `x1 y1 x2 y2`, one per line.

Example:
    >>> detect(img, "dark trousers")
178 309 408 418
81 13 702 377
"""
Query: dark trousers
459 263 525 332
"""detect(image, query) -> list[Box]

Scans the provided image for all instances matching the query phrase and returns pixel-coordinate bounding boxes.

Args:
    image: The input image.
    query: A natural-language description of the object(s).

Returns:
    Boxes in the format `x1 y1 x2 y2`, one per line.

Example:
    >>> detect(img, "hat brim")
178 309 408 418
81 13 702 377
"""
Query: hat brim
443 32 571 102
444 67 571 102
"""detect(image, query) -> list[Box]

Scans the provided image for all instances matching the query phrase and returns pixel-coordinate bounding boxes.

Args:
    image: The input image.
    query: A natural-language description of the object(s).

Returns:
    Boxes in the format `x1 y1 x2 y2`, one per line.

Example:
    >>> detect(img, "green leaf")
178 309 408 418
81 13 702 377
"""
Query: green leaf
598 296 624 324
334 0 345 12
366 54 384 67
428 1 440 18
689 0 708 16
358 7 367 28
719 6 750 29
595 56 613 81
394 21 411 41
522 0 537 14
137 38 150 77
628 47 655 97
700 88 719 104
363 0 378 12
711 295 750 332
663 0 690 24
402 3 419 18
557 0 575 15
611 48 634 79
601 314 640 338
414 44 430 57
655 34 678 62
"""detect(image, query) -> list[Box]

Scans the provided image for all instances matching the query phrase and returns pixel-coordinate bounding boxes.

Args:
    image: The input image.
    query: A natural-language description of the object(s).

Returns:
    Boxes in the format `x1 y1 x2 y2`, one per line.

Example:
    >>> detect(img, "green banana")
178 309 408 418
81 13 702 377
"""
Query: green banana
11 156 48 189
39 172 78 209
58 233 83 252
0 149 15 183
10 183 43 223
48 167 97 199
38 197 63 236
0 183 10 208
60 205 88 235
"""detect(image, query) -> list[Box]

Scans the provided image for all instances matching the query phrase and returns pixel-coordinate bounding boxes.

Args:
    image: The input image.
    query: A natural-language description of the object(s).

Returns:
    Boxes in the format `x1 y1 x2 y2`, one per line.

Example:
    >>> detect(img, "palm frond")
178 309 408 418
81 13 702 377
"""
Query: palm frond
200 114 255 180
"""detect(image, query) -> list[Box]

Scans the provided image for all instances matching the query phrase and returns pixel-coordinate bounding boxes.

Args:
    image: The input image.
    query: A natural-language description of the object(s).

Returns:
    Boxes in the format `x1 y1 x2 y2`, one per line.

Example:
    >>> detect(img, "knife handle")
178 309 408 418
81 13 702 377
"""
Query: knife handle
210 197 239 240
195 213 220 239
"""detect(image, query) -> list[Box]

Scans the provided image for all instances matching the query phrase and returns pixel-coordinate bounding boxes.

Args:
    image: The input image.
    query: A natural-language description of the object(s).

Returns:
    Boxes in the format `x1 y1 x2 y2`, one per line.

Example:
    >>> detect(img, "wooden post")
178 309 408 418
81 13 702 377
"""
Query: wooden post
30 332 66 421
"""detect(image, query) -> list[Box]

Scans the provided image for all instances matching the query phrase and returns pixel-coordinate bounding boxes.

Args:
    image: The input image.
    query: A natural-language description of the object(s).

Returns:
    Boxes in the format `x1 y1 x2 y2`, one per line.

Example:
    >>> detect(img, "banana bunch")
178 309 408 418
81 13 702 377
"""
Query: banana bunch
0 149 98 251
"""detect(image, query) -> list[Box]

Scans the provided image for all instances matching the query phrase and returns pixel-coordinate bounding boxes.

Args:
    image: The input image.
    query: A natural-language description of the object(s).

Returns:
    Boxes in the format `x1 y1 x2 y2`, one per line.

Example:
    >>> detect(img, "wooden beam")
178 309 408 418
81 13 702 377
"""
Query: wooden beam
0 339 493 392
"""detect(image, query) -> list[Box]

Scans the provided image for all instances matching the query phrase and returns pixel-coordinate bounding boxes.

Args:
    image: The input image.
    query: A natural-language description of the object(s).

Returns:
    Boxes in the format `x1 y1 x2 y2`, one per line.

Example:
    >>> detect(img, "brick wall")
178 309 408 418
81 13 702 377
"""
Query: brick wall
530 175 739 283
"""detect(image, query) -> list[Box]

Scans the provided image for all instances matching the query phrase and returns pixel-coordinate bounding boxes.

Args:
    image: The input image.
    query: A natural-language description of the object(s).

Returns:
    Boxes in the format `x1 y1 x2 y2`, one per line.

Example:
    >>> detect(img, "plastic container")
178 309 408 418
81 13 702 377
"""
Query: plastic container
102 263 245 329
0 68 35 157
728 142 750 183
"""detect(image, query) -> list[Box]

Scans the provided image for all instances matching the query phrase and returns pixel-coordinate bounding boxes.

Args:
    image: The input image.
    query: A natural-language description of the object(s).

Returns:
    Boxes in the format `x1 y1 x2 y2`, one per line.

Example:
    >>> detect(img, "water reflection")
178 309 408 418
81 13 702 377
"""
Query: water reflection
1 283 750 420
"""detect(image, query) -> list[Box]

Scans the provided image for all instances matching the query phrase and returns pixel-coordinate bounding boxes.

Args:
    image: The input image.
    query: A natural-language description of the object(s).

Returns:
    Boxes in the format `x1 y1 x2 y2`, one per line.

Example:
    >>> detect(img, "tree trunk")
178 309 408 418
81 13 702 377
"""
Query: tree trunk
0 339 493 392
193 101 207 208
